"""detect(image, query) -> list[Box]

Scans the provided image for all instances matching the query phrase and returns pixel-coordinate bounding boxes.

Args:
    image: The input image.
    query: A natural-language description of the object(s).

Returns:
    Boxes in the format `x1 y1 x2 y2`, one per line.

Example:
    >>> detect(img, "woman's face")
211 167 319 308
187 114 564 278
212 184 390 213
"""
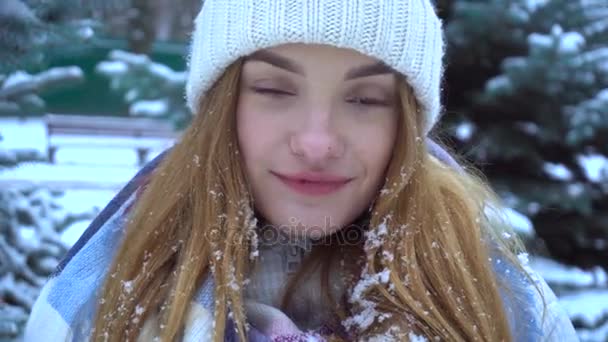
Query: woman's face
237 43 398 239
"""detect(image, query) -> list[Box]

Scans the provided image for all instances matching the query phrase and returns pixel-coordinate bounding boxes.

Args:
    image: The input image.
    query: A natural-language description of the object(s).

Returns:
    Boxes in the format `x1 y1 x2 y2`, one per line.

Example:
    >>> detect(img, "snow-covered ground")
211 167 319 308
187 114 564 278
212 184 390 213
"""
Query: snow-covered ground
1 117 172 242
55 189 118 245
531 256 608 342
2 116 607 341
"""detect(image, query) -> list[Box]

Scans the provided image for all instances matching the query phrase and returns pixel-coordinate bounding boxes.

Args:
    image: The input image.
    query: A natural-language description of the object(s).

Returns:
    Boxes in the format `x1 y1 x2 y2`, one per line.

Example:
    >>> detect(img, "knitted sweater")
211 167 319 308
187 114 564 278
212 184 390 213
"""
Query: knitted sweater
24 142 579 341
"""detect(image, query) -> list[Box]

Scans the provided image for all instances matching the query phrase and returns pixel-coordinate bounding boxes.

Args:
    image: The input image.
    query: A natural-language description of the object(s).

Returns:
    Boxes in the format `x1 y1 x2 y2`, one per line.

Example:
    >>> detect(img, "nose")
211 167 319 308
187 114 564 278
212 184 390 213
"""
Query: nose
289 115 345 167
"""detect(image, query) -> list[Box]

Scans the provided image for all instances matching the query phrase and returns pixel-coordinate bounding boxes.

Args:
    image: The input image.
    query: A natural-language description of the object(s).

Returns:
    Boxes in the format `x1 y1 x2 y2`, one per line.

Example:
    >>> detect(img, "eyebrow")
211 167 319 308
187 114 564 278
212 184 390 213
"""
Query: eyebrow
246 50 305 75
246 50 393 80
344 62 393 80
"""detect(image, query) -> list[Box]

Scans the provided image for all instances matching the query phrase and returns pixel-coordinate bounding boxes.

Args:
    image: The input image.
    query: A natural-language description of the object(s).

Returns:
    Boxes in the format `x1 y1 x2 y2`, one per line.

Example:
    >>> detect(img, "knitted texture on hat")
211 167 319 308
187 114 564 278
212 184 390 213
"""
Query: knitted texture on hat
186 0 445 133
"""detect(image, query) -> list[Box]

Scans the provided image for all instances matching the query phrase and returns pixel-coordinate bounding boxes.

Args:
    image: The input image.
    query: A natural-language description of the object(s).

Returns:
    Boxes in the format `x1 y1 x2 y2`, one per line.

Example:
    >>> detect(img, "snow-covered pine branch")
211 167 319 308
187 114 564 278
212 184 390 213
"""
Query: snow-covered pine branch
0 67 84 115
96 49 189 127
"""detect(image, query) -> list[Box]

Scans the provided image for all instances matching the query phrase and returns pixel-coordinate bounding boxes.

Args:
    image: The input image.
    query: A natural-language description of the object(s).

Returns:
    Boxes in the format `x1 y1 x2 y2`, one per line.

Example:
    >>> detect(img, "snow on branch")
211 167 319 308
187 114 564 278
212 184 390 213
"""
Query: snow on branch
0 67 84 115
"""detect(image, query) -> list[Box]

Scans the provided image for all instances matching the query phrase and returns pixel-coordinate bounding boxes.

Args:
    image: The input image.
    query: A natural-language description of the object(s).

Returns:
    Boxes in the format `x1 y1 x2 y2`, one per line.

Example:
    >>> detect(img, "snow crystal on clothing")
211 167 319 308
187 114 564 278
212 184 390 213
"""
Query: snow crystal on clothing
517 252 530 266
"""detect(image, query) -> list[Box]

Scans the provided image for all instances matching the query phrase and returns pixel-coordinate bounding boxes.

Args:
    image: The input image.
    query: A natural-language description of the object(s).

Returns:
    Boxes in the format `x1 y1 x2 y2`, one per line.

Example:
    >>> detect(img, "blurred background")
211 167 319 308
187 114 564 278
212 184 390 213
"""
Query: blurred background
0 0 606 341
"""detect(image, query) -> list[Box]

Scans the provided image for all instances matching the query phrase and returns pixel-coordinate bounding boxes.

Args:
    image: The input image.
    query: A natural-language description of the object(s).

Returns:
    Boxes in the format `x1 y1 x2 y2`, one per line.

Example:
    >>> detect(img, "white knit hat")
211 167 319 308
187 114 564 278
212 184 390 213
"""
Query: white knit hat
186 0 445 134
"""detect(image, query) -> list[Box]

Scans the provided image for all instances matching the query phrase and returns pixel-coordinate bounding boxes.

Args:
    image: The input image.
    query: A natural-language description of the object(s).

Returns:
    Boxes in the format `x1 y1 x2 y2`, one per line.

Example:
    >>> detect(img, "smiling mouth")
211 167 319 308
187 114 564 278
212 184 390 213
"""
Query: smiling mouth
272 172 352 196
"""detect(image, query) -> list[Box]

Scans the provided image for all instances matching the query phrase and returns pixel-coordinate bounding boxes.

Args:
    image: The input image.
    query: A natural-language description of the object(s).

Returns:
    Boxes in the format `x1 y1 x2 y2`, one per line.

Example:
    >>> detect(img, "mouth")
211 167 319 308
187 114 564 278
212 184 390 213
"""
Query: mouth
271 171 353 196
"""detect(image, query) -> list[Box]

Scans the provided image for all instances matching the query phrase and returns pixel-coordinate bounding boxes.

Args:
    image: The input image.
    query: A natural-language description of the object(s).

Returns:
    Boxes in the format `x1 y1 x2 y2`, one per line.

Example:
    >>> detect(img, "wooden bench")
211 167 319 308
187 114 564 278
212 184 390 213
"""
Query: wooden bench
44 114 178 166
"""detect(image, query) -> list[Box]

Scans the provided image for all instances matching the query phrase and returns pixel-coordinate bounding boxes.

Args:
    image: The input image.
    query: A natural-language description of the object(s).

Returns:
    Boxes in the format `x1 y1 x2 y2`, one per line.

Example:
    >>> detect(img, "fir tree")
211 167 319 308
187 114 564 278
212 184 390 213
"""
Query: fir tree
0 0 110 71
0 67 84 117
439 0 608 268
437 1 608 339
96 50 189 128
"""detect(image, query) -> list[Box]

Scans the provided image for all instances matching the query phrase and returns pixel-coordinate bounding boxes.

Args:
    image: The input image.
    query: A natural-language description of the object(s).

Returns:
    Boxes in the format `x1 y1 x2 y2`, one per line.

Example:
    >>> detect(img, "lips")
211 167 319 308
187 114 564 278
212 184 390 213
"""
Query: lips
272 171 352 196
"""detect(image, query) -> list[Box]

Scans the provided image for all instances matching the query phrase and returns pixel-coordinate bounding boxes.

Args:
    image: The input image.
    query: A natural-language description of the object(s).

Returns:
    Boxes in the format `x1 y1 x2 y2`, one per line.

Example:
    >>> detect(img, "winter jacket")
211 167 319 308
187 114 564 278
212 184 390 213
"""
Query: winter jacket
24 142 579 341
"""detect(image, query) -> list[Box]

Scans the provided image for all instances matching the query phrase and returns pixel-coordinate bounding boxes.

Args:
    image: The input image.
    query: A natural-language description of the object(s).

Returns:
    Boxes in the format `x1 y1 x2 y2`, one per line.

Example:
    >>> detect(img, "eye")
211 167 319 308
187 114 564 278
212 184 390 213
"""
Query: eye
346 96 389 106
251 86 294 98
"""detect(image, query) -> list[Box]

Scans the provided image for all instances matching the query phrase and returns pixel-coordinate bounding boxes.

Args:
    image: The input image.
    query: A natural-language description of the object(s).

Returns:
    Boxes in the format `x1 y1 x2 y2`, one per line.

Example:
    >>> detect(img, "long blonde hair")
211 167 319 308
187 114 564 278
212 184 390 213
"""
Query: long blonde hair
92 59 527 341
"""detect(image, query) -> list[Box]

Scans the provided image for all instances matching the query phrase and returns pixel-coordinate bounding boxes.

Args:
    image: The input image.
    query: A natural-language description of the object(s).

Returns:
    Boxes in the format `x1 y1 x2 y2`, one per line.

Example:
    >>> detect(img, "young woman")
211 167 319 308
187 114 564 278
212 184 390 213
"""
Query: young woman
25 0 578 341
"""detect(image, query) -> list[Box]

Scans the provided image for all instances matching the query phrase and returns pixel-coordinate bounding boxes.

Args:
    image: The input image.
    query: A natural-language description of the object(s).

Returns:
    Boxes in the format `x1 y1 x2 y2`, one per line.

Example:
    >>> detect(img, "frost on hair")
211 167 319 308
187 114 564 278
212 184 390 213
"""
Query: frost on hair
342 216 394 333
364 215 391 250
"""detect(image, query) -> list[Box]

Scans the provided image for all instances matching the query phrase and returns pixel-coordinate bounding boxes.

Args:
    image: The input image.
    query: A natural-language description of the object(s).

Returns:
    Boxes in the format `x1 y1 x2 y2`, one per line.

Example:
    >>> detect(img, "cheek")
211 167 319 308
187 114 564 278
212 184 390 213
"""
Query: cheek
236 105 279 175
367 140 395 192
356 118 398 178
